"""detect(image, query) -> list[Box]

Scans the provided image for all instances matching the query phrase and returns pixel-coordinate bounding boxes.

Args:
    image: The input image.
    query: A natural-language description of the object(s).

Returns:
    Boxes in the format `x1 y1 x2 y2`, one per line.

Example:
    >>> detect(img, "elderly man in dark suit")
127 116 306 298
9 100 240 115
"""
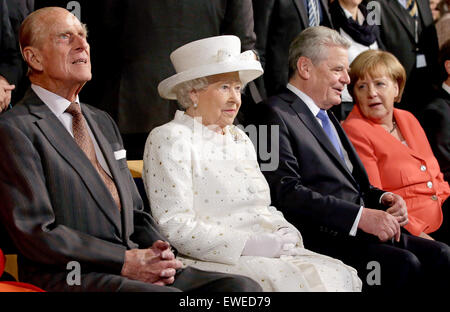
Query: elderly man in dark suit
251 26 450 292
0 7 262 292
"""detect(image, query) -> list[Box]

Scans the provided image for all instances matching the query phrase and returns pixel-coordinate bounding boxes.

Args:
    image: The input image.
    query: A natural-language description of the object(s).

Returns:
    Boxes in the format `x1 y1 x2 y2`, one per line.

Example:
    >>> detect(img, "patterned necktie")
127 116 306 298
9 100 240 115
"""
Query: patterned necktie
307 0 319 27
65 102 121 210
316 109 345 162
406 0 417 18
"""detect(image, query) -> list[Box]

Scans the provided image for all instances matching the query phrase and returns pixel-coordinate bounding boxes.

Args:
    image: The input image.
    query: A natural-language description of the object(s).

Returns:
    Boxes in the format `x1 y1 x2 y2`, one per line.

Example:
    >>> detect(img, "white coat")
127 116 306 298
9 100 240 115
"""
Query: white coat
143 111 362 291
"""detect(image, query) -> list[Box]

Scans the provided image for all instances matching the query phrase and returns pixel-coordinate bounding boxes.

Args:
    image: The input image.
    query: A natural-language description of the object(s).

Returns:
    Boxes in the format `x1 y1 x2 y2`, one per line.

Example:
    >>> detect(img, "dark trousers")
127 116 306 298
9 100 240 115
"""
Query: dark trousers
304 231 450 293
21 266 262 292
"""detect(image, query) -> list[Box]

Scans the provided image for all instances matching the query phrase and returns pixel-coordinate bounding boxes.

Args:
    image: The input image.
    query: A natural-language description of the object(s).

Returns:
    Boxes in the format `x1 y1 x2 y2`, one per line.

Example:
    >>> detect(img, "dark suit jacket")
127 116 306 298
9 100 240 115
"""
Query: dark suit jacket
0 0 33 105
0 89 167 290
420 87 450 182
253 0 333 99
374 0 439 113
251 89 385 246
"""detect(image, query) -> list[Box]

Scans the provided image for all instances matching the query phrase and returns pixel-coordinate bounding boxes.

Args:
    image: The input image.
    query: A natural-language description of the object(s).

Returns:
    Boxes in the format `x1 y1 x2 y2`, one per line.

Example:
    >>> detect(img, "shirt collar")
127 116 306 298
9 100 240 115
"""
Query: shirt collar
342 6 364 25
287 83 321 117
442 82 450 95
31 84 80 117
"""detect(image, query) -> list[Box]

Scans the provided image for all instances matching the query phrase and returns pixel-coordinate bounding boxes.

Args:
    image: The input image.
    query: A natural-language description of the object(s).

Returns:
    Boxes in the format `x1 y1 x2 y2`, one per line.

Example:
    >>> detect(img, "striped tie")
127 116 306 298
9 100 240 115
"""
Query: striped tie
406 0 417 18
308 0 319 27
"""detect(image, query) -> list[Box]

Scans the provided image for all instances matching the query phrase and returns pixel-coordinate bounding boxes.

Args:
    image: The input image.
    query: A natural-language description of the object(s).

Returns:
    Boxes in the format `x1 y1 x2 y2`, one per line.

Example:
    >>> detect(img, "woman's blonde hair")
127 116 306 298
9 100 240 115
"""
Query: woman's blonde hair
348 50 406 103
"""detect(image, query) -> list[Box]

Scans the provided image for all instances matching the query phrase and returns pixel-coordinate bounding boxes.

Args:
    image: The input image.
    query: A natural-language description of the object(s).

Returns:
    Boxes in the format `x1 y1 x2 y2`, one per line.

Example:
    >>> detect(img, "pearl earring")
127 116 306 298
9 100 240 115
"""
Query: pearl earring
193 102 198 108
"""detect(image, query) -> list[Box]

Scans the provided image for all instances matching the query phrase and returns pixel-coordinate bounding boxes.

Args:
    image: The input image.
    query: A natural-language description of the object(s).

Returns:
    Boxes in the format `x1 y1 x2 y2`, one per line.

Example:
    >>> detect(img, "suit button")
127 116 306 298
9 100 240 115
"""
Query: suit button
420 165 427 172
431 195 438 201
427 181 433 188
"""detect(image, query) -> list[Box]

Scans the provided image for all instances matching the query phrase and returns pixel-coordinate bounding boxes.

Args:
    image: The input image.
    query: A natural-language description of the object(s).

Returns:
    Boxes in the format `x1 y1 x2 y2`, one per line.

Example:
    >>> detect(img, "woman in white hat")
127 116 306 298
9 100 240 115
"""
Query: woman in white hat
142 36 362 291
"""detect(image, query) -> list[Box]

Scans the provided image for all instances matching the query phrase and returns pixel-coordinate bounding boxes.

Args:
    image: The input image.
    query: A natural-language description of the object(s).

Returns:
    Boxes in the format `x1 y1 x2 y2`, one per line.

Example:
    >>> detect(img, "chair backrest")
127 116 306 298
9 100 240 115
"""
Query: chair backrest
3 254 18 281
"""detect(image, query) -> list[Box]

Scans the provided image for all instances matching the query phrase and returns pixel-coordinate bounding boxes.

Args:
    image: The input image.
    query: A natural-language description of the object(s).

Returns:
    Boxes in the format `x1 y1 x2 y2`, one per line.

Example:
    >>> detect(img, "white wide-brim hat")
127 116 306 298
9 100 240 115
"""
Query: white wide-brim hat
158 35 263 100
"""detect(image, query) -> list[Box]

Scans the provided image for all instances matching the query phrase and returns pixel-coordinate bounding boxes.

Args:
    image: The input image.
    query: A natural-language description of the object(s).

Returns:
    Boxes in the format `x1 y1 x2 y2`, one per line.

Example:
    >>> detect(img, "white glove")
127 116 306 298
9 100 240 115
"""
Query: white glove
276 227 301 246
241 228 301 258
241 232 283 257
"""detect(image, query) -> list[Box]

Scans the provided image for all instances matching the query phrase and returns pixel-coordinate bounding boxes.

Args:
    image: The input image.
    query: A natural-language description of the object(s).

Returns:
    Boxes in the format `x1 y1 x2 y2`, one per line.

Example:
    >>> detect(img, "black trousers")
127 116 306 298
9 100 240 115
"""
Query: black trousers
304 231 450 293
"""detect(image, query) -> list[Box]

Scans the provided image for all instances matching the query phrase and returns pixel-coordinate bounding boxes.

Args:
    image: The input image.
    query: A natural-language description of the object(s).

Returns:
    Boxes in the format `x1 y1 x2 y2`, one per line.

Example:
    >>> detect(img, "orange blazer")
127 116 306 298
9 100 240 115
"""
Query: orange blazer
343 106 450 236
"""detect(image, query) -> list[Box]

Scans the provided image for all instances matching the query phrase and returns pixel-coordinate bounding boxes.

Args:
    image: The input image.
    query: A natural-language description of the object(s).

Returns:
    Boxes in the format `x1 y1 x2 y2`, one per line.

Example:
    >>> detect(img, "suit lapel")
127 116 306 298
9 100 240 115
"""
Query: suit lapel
286 91 356 183
416 0 433 26
392 110 426 160
440 88 450 102
292 0 333 28
319 0 333 27
83 107 134 240
328 111 367 185
27 92 122 234
386 0 415 39
292 0 308 29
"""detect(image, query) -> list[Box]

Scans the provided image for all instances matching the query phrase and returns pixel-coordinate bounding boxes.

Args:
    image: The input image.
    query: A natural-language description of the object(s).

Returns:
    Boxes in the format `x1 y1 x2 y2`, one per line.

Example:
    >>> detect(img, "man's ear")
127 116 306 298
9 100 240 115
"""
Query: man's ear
22 47 44 72
296 56 312 80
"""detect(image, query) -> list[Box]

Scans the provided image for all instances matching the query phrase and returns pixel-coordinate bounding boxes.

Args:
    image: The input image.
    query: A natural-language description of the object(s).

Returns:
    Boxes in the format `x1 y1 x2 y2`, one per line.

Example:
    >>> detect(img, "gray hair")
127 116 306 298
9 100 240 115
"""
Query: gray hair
174 77 209 109
288 26 351 79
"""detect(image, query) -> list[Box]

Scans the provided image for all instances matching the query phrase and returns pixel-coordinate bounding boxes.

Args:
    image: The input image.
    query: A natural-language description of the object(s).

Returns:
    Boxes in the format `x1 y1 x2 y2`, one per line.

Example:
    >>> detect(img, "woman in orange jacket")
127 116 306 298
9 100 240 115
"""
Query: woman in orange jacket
343 50 450 244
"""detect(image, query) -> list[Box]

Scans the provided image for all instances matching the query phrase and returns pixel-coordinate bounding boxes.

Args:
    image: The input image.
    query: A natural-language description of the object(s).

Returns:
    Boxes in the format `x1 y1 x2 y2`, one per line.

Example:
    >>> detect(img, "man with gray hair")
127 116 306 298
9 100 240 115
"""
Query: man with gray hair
252 26 450 292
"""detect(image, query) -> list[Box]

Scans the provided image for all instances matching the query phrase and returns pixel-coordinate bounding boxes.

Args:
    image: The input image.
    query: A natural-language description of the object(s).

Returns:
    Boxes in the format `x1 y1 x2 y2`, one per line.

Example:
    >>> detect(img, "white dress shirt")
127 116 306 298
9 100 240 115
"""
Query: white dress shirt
31 84 112 177
286 83 362 235
443 82 450 95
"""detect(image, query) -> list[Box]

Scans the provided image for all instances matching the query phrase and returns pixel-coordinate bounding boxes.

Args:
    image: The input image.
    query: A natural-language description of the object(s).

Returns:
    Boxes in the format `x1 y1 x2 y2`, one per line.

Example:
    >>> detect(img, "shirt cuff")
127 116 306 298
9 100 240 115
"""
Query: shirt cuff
349 206 363 236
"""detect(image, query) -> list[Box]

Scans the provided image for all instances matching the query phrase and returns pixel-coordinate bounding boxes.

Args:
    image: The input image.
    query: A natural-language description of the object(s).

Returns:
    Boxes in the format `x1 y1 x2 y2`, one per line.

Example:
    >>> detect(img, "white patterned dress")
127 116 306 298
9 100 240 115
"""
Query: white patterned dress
143 110 362 292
